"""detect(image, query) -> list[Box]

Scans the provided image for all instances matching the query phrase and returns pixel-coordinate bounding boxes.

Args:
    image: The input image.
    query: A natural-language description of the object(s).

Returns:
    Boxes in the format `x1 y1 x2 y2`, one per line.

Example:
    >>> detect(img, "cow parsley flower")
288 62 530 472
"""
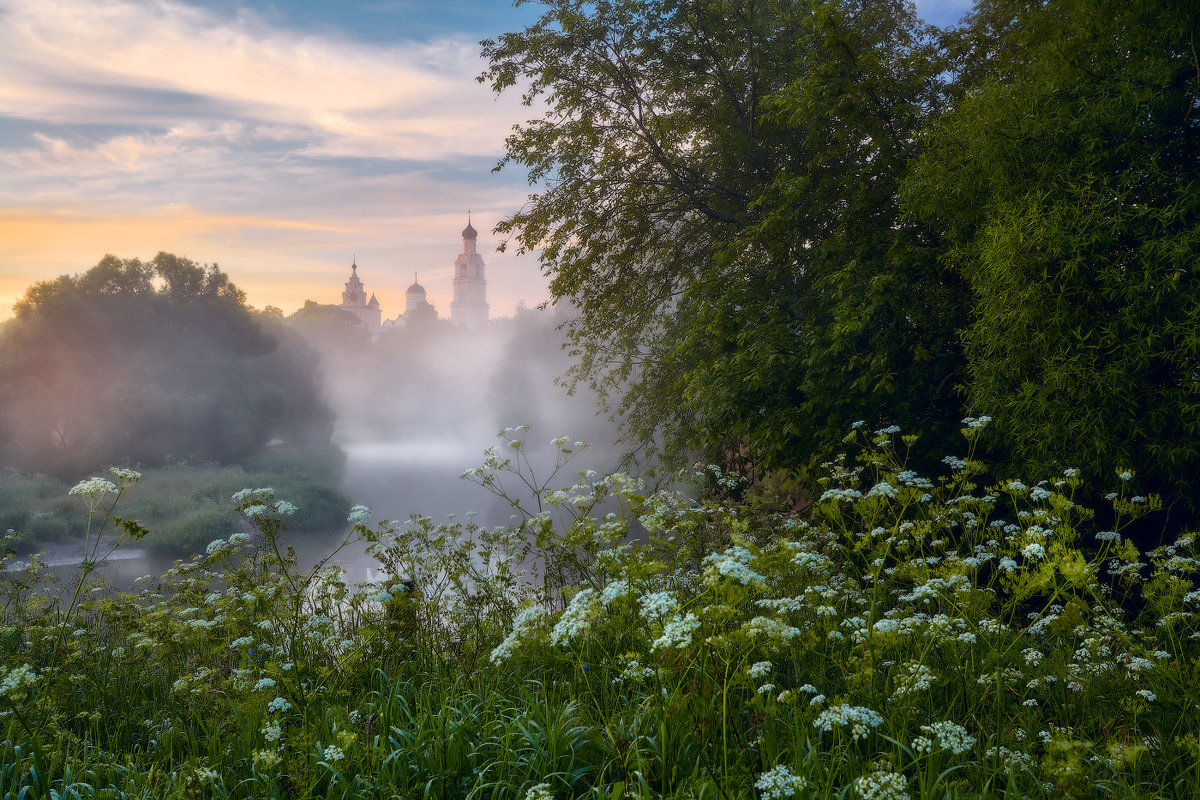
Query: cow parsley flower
747 661 773 679
254 677 276 692
653 612 700 651
920 721 976 755
755 765 807 800
639 591 678 622
854 770 909 800
1022 543 1046 561
322 744 344 762
262 720 283 742
267 696 292 714
347 505 372 524
109 467 142 488
524 783 554 800
550 589 599 646
813 704 884 741
69 477 118 498
0 664 36 697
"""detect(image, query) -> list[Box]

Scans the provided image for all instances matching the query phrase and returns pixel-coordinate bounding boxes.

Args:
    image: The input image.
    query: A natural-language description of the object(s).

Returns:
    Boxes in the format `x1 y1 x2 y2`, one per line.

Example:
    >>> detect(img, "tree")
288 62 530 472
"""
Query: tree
482 0 969 475
0 254 332 476
903 0 1200 519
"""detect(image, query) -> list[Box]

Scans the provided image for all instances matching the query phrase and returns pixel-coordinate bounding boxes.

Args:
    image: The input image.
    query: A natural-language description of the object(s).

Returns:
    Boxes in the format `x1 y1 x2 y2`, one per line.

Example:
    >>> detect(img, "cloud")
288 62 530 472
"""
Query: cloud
0 0 551 321
0 0 528 160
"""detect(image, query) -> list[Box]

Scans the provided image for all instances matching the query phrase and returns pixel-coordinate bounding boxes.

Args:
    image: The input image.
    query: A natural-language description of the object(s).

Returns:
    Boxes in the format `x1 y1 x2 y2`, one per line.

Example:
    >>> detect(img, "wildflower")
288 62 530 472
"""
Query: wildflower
254 749 281 768
243 504 268 519
195 767 218 782
491 606 545 663
254 678 276 694
347 505 372 524
322 744 344 762
267 697 292 714
1118 470 1133 481
813 704 884 741
524 784 555 800
109 467 142 488
854 770 909 800
1096 530 1121 542
1022 543 1046 561
747 661 773 679
652 612 701 651
0 664 36 697
757 683 777 695
262 720 283 742
920 721 976 755
891 662 937 699
599 579 632 606
69 477 118 498
702 545 765 586
866 481 898 499
549 589 599 646
1136 689 1156 703
742 616 802 644
275 501 298 516
230 636 254 649
755 765 807 800
639 591 678 622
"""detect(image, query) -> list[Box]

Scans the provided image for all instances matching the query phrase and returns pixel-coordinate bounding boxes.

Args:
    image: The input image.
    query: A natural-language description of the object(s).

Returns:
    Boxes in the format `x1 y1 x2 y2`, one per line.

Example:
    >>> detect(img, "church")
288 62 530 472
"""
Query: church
335 218 488 334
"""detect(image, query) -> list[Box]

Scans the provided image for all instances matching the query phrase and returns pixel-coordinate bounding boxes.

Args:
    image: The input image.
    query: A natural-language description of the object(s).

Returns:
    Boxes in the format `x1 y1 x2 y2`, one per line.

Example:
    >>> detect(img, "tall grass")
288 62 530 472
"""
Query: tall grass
0 422 1196 799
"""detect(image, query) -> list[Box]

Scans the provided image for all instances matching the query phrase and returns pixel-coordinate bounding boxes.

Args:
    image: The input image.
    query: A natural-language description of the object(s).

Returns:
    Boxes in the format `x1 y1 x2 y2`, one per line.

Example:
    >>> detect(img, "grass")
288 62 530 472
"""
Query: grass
0 423 1197 799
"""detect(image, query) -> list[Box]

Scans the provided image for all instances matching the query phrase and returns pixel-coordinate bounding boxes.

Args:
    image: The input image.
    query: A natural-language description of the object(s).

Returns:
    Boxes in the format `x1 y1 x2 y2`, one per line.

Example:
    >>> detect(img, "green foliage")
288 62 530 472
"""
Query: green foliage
481 0 970 474
0 252 333 477
902 0 1200 515
1 446 350 556
1 427 1198 798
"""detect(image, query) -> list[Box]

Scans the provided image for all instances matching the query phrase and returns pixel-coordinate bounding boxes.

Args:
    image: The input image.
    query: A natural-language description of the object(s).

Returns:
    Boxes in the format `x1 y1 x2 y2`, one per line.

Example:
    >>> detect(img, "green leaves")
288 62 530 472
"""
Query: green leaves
903 0 1200 515
484 0 967 475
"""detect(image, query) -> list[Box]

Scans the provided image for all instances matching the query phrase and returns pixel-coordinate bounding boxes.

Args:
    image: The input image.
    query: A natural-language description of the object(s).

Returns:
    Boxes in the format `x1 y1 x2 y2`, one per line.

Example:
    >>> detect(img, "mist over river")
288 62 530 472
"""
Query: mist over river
32 308 624 587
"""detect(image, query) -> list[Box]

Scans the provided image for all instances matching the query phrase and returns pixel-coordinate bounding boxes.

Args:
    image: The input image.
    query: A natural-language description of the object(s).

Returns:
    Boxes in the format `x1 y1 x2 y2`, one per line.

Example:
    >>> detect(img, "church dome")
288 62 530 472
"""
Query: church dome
407 276 425 294
461 220 477 240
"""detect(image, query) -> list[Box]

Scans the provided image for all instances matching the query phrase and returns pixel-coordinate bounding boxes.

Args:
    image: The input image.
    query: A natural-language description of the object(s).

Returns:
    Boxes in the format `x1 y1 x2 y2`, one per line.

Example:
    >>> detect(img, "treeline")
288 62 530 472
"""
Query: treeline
482 0 1200 525
0 253 332 478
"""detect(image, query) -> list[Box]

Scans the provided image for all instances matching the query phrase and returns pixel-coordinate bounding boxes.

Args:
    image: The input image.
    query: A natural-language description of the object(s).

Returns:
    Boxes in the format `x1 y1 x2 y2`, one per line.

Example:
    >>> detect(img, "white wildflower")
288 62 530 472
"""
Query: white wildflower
639 591 678 623
652 612 701 651
550 590 599 647
754 765 807 800
854 770 909 800
813 704 884 741
747 661 773 679
262 720 283 742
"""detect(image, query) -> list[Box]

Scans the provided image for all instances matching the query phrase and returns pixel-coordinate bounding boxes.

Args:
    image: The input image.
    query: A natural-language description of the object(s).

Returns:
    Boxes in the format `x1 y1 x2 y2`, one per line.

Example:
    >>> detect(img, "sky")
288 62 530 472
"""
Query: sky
0 0 973 321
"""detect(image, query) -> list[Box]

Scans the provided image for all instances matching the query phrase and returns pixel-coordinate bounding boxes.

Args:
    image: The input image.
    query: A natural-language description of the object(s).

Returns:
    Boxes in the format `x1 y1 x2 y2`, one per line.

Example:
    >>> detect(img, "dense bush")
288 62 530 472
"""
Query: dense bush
0 425 1196 799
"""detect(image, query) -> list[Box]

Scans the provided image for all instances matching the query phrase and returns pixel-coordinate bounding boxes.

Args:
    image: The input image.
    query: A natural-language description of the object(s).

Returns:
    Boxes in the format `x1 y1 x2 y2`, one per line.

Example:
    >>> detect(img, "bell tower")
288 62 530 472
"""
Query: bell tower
450 216 489 329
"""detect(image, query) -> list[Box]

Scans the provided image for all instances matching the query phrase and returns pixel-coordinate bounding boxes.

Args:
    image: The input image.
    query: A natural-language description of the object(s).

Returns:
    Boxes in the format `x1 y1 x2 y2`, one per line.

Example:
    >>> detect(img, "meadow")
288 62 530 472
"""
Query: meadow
0 422 1196 799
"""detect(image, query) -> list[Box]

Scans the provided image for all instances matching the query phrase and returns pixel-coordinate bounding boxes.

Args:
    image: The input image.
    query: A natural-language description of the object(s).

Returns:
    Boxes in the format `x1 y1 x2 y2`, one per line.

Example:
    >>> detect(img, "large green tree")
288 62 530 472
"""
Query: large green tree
483 0 969 474
0 253 332 476
904 0 1200 516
